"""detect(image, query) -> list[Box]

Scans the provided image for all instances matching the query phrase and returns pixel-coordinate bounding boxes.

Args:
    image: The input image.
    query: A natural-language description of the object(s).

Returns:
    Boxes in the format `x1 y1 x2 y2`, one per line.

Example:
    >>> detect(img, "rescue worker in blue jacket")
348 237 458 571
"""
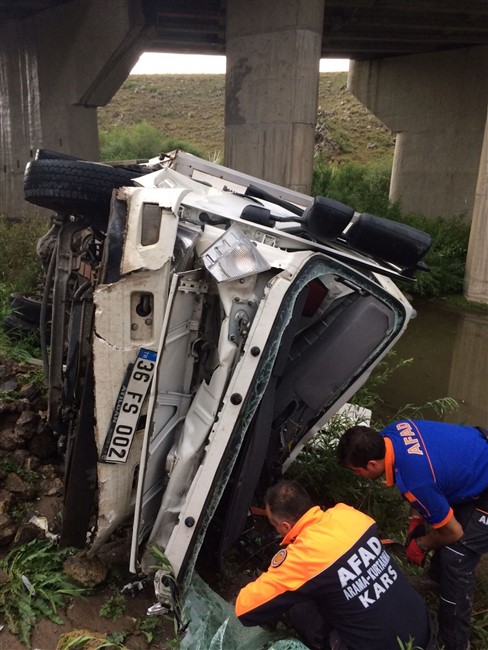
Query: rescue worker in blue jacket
235 480 431 650
337 419 488 650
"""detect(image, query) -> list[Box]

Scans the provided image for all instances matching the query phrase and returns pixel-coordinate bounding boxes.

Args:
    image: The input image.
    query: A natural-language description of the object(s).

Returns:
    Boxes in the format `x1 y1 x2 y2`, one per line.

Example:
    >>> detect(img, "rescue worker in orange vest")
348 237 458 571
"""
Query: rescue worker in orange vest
235 480 432 650
337 420 488 650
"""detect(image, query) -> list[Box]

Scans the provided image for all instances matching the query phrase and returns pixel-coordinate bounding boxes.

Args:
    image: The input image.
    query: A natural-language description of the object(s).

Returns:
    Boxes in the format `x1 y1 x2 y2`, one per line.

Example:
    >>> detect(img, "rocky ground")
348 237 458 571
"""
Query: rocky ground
0 359 176 650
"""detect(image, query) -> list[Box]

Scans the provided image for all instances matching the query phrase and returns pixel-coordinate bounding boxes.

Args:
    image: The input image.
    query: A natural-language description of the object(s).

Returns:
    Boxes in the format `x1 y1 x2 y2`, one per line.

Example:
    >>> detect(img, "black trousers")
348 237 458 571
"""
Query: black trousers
428 493 488 650
286 601 348 650
285 601 433 650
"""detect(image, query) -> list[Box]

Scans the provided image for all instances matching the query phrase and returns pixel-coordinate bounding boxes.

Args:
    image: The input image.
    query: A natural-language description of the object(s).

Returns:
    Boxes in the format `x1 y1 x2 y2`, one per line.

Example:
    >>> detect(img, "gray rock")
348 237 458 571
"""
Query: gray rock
13 522 46 546
0 489 15 513
28 429 57 459
15 410 40 441
4 473 38 501
0 379 18 393
0 512 17 546
11 449 30 466
0 428 25 451
63 553 108 587
40 476 63 497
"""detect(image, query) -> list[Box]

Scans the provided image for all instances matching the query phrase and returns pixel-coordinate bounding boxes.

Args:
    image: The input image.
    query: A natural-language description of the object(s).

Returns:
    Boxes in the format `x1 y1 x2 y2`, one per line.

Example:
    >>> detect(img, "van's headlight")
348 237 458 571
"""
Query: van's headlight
200 223 271 282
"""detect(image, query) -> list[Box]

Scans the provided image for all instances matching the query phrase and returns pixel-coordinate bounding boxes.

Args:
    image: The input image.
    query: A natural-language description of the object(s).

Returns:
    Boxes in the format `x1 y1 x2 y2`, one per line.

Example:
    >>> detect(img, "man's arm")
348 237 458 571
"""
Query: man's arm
417 515 463 550
404 485 462 548
403 491 463 564
236 551 306 626
236 572 290 626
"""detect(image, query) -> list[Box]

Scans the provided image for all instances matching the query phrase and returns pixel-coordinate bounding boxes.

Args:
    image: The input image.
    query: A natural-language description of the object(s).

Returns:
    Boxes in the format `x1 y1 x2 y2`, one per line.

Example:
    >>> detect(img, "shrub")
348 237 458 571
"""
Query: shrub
99 121 207 162
397 212 470 298
312 158 401 220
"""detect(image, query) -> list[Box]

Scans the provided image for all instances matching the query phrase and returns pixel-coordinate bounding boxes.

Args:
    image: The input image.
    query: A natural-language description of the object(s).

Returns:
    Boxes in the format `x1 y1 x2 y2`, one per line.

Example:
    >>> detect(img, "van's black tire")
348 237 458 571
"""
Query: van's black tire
9 292 51 325
23 158 145 229
34 149 82 162
33 148 154 174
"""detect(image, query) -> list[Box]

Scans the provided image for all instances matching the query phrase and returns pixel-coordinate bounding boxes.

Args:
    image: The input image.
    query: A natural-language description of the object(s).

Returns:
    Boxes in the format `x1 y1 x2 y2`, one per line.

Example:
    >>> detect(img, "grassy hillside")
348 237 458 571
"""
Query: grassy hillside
97 72 394 164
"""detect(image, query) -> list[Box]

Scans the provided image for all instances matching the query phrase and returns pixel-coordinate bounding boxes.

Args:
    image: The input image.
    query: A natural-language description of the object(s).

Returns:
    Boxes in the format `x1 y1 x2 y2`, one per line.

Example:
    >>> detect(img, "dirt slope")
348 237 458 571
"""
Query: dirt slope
97 72 394 165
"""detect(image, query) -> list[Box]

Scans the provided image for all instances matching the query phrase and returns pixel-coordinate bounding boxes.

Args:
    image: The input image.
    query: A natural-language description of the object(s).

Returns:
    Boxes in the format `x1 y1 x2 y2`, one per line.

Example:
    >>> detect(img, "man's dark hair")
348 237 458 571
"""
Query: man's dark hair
337 425 386 468
265 480 313 524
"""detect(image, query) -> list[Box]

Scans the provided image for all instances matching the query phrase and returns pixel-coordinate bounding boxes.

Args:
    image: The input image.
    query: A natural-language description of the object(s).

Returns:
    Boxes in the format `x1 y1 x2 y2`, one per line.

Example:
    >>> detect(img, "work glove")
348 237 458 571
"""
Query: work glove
405 537 428 566
405 515 426 547
404 515 428 566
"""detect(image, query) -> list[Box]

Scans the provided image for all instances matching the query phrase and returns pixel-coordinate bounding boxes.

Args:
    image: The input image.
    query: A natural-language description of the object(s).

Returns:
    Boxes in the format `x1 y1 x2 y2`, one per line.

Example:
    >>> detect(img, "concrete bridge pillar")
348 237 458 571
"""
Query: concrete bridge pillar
349 46 488 304
225 0 324 194
0 0 153 218
465 108 488 303
448 310 488 419
348 46 488 221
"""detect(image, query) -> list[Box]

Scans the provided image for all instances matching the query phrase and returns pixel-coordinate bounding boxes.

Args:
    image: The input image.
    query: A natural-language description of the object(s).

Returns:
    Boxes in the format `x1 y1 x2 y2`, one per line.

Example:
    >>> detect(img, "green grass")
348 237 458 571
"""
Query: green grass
0 215 49 363
0 215 48 291
0 539 88 646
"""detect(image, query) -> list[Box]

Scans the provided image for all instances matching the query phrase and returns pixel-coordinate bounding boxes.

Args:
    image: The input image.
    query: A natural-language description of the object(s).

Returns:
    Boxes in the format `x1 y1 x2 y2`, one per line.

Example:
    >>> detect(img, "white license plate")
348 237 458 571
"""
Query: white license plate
100 348 157 464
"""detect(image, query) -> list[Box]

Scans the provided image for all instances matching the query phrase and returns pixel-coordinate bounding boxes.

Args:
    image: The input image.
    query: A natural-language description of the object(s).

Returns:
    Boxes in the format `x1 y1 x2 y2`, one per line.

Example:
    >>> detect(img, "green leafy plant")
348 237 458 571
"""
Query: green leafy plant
9 502 34 524
0 328 42 363
99 589 127 620
391 397 458 422
397 637 424 650
471 604 488 650
0 457 40 485
149 545 184 643
58 632 129 649
0 539 88 646
135 615 167 644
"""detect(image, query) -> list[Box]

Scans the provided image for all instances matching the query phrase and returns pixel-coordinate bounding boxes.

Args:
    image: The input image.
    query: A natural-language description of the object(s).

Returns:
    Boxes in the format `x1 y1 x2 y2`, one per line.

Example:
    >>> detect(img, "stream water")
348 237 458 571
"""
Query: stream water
377 299 488 427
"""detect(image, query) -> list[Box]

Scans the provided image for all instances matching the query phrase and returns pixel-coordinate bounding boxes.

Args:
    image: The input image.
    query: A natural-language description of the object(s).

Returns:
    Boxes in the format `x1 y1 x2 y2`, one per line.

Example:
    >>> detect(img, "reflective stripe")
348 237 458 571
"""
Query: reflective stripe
432 508 453 529
384 438 395 486
444 545 466 556
409 419 437 482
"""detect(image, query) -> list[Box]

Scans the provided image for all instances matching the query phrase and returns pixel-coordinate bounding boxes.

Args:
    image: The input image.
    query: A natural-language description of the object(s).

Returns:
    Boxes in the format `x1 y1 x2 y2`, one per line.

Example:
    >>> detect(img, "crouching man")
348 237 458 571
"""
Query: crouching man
235 481 432 650
337 420 488 650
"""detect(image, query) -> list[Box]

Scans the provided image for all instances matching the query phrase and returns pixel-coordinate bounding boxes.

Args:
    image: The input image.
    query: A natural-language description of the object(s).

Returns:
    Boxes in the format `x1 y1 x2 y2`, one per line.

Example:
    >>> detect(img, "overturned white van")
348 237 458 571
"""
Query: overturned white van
24 150 431 604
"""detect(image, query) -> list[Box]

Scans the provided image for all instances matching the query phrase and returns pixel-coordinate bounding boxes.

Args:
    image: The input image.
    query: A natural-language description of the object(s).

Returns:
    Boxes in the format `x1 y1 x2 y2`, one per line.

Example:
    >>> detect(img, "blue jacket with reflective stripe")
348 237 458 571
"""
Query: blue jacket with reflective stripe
383 419 488 525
